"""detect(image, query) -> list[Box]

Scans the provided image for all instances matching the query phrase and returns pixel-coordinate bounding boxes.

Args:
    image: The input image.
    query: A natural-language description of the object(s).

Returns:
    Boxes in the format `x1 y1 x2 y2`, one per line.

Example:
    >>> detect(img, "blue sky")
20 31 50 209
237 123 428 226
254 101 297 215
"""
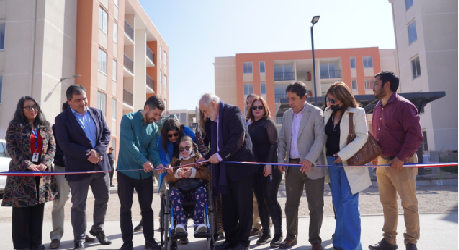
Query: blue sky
138 0 396 110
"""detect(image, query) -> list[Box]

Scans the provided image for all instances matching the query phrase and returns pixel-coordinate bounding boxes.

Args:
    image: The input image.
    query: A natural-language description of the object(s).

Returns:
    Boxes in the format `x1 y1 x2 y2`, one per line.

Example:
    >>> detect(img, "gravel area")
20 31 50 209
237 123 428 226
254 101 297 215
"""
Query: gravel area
0 184 456 222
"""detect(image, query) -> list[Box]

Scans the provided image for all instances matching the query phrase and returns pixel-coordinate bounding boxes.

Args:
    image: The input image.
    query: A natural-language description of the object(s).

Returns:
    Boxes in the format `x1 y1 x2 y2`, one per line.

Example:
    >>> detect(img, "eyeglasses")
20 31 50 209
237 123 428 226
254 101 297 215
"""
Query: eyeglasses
23 105 39 111
252 106 264 111
327 98 337 104
179 146 191 152
168 132 179 138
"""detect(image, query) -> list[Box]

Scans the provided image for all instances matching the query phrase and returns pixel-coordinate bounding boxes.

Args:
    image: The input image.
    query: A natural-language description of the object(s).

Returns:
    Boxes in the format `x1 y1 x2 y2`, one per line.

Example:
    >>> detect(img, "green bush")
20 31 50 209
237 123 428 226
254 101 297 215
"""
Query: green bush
439 149 458 173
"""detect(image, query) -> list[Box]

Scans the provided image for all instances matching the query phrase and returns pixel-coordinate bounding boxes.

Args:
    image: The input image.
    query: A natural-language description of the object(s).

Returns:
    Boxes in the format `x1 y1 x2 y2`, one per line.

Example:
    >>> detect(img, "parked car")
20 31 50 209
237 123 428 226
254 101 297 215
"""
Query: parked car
0 139 11 194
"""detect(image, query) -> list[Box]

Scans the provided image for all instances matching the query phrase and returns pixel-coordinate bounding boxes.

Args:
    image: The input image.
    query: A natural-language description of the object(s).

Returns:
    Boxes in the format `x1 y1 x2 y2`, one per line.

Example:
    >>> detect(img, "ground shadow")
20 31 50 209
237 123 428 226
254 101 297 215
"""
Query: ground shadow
441 205 458 224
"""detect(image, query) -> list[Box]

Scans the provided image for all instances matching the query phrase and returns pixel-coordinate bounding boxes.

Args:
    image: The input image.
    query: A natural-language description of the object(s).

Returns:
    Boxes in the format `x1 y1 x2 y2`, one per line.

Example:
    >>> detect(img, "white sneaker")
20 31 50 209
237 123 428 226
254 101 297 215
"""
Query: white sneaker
176 224 186 233
195 224 207 234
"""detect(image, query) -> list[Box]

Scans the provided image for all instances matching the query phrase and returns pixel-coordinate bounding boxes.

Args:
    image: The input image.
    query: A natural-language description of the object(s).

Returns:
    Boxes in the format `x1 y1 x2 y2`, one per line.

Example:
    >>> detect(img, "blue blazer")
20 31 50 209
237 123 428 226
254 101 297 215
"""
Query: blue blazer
54 107 111 181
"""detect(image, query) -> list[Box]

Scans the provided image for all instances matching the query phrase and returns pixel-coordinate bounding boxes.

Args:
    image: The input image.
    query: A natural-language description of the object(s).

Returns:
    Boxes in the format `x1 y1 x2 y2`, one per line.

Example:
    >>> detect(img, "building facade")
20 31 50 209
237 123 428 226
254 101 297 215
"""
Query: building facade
214 47 397 125
0 0 169 158
388 0 458 151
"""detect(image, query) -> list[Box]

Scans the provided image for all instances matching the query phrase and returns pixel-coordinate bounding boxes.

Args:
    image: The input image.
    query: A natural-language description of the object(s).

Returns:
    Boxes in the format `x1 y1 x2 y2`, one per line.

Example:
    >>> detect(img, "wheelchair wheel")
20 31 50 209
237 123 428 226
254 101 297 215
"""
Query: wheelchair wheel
206 237 215 250
160 195 166 247
167 239 177 250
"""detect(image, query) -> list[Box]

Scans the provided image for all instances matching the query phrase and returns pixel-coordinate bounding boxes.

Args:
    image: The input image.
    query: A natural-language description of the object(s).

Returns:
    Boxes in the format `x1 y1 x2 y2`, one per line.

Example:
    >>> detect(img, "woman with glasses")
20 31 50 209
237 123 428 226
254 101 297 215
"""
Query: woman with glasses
2 96 57 250
247 96 283 247
323 82 371 250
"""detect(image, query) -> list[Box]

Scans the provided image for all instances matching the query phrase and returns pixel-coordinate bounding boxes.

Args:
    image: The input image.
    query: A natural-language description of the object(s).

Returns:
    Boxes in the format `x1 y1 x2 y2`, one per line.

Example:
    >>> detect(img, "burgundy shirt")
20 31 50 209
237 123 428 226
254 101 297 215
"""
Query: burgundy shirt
372 93 423 162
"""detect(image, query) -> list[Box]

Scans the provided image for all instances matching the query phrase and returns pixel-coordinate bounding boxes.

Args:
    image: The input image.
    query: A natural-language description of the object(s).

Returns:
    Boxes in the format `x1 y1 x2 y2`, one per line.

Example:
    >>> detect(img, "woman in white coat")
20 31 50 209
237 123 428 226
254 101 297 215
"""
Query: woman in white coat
323 82 371 250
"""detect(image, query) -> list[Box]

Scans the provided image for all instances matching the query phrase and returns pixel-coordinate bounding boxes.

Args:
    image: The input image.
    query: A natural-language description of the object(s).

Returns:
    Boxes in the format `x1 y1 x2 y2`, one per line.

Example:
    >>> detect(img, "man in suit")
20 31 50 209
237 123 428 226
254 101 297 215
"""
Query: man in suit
55 85 112 250
277 82 326 250
198 93 256 250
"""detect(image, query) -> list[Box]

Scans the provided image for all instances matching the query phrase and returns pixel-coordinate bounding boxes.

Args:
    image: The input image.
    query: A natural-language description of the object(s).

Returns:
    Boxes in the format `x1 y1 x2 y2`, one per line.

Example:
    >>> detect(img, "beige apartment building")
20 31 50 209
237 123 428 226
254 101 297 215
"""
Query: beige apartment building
388 0 458 151
0 0 169 157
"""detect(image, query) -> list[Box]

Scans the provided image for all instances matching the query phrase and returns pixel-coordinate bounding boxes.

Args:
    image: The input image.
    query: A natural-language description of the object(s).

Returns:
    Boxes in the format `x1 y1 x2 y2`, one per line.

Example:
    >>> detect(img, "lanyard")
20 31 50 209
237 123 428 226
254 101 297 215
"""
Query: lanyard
32 128 38 153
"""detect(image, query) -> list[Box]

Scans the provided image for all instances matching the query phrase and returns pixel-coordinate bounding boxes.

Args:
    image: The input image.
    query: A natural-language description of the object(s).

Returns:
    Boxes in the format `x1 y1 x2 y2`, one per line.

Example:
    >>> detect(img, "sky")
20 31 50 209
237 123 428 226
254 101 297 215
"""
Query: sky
138 0 396 110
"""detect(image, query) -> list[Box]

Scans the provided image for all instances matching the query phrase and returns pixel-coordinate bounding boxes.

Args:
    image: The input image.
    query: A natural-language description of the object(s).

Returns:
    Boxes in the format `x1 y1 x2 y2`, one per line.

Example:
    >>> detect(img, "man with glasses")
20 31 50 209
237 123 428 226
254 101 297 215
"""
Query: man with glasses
116 95 165 250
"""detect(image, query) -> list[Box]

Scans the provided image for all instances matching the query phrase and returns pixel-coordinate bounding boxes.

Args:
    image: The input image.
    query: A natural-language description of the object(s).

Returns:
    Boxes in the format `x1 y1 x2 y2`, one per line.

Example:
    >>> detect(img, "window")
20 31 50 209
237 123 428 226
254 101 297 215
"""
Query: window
411 55 421 79
0 75 3 104
180 113 187 124
350 57 356 69
112 59 117 81
364 78 374 89
97 92 107 117
351 79 357 90
160 45 162 64
114 0 119 7
363 56 373 68
113 22 118 43
408 20 417 45
112 98 117 121
405 0 413 10
273 63 294 81
164 51 167 65
159 70 162 90
164 75 167 90
98 49 107 74
259 61 265 73
99 7 108 34
260 83 266 95
243 84 253 96
0 23 5 50
243 62 253 74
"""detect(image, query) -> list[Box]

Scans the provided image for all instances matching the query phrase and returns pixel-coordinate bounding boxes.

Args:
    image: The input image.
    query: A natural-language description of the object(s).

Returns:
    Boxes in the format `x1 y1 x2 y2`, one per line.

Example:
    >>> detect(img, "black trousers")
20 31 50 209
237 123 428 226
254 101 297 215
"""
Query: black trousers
222 173 254 247
12 203 45 249
117 172 154 244
253 166 283 236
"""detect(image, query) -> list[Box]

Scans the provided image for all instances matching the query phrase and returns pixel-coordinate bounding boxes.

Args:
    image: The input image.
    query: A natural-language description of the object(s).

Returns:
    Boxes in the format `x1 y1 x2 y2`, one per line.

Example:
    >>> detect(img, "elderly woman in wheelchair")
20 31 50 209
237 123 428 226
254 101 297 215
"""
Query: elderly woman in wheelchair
164 136 211 236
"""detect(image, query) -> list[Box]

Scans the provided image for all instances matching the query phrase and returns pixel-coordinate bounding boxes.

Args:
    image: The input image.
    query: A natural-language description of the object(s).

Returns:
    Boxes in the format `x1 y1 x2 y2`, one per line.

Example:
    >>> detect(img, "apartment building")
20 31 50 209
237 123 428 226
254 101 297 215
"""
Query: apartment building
388 0 458 151
0 0 169 157
169 109 198 129
214 47 397 125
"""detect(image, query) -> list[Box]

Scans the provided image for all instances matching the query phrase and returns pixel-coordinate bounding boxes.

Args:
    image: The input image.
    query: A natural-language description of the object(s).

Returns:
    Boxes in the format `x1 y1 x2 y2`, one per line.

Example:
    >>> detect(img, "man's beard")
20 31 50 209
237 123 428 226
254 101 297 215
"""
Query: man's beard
374 88 387 100
209 106 218 121
145 113 156 124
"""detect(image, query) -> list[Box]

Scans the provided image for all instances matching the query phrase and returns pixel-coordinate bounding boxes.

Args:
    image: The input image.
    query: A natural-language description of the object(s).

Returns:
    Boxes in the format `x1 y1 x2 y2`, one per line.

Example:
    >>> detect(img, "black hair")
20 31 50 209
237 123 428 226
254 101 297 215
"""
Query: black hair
161 118 184 153
13 96 50 129
286 81 307 98
66 85 86 100
145 95 165 111
62 102 69 111
375 71 399 92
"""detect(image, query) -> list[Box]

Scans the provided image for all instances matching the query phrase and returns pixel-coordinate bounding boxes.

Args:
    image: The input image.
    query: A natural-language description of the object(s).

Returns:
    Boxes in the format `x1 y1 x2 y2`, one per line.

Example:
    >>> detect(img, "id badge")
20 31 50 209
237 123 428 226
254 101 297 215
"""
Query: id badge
32 153 39 162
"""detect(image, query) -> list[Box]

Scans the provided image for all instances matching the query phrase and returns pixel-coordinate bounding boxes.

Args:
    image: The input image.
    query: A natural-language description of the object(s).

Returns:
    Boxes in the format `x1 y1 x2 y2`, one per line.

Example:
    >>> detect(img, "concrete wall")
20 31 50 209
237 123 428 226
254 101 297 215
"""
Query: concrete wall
214 56 237 106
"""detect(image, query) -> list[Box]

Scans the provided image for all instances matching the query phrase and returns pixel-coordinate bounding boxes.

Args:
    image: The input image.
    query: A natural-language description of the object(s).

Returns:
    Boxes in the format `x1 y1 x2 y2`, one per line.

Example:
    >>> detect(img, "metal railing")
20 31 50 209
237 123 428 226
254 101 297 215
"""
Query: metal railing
123 89 133 106
274 72 295 81
320 70 342 79
124 20 134 41
124 54 133 73
146 46 155 63
146 74 155 90
275 94 288 103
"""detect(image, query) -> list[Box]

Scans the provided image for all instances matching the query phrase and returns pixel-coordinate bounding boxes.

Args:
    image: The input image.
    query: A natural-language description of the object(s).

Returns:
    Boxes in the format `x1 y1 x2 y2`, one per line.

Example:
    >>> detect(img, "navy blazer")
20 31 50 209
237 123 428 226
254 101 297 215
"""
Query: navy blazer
205 103 256 181
54 107 111 181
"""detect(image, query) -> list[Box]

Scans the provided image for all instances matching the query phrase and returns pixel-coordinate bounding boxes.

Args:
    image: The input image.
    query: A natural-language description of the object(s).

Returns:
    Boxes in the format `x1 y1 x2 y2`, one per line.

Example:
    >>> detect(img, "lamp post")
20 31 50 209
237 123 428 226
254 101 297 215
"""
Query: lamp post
310 15 320 105
60 74 81 83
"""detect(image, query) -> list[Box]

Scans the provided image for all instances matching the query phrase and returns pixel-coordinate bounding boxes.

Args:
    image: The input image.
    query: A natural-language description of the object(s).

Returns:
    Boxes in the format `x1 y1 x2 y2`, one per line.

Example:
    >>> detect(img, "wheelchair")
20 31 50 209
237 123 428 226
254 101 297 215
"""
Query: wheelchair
160 181 215 250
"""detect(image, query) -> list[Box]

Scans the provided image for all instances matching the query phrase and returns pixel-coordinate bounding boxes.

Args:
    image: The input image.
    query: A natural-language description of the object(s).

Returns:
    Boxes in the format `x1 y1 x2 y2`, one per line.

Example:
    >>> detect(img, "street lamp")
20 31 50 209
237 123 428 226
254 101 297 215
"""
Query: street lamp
310 15 320 105
60 74 81 82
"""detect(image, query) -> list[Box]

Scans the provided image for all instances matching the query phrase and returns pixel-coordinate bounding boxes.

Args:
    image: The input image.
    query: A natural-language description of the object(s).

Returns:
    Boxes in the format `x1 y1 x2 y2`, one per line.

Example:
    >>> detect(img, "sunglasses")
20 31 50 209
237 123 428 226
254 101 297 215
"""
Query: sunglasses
327 98 337 104
23 105 39 111
168 132 179 138
252 106 264 111
179 146 191 152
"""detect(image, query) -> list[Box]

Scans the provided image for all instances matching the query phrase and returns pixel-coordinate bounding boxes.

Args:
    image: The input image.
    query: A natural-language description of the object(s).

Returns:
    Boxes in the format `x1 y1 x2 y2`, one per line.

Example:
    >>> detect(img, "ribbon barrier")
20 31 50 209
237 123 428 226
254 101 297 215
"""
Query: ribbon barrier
0 161 456 176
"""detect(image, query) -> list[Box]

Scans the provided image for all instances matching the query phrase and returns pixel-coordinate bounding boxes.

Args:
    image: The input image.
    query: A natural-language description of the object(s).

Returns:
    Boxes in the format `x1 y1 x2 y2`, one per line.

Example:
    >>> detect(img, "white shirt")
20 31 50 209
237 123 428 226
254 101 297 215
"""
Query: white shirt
290 104 306 159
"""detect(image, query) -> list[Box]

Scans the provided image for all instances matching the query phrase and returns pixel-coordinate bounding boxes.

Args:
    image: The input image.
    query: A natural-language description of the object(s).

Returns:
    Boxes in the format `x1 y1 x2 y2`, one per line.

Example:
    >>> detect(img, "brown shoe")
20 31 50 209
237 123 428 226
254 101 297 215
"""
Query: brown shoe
249 228 260 237
278 238 297 249
85 235 95 243
49 239 60 249
312 243 324 250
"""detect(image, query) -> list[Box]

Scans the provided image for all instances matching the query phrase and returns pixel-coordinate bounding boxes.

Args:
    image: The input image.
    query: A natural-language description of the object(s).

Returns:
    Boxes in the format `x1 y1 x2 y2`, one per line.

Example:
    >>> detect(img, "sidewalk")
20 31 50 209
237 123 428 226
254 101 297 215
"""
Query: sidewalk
0 213 456 249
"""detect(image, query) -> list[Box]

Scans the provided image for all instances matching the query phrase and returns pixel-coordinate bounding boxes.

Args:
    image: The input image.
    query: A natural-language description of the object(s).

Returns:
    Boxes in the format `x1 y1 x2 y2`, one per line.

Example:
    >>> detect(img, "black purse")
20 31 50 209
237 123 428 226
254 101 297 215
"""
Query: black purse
175 178 203 194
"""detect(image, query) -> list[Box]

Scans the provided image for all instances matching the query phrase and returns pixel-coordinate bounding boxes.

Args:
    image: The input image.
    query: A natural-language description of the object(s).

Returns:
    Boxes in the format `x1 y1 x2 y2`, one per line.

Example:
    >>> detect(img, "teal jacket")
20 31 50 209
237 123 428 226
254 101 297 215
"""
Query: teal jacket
117 111 162 179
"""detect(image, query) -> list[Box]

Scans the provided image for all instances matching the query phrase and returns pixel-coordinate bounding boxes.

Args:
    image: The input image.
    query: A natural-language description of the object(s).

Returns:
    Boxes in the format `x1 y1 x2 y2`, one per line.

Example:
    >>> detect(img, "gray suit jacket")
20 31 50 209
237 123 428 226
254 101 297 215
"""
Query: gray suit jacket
277 103 327 180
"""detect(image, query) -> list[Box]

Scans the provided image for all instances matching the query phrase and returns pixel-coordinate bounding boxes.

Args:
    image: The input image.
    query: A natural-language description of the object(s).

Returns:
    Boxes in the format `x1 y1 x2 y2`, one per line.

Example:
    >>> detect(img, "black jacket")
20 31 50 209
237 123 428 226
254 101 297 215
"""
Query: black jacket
52 124 65 167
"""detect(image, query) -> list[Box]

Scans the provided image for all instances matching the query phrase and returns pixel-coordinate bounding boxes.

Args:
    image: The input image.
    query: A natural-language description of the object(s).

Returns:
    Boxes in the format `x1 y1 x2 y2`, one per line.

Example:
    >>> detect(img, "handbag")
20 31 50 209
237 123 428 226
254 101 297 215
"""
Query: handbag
175 178 203 194
345 113 382 166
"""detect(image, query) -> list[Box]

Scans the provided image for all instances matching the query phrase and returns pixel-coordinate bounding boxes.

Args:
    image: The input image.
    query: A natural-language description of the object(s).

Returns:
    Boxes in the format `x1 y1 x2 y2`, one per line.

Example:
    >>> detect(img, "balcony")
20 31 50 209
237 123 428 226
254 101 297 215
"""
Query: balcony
124 20 134 42
274 72 295 81
146 74 155 93
275 94 288 103
320 70 342 79
146 46 155 66
123 54 133 75
123 89 133 107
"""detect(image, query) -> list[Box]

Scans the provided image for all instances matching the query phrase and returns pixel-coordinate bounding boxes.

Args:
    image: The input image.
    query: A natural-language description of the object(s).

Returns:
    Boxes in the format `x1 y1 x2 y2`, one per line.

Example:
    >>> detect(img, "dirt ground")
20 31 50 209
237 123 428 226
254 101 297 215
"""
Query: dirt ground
1 184 456 222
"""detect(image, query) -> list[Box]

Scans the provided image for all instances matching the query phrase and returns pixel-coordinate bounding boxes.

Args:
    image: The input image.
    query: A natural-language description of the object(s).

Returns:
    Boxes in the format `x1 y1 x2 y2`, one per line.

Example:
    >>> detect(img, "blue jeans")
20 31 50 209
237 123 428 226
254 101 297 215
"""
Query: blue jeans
327 156 362 250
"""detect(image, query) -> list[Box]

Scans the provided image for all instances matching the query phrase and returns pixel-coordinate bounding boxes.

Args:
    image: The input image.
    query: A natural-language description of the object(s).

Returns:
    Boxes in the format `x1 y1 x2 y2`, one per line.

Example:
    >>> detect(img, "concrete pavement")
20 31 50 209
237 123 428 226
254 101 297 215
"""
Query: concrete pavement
0 213 456 249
